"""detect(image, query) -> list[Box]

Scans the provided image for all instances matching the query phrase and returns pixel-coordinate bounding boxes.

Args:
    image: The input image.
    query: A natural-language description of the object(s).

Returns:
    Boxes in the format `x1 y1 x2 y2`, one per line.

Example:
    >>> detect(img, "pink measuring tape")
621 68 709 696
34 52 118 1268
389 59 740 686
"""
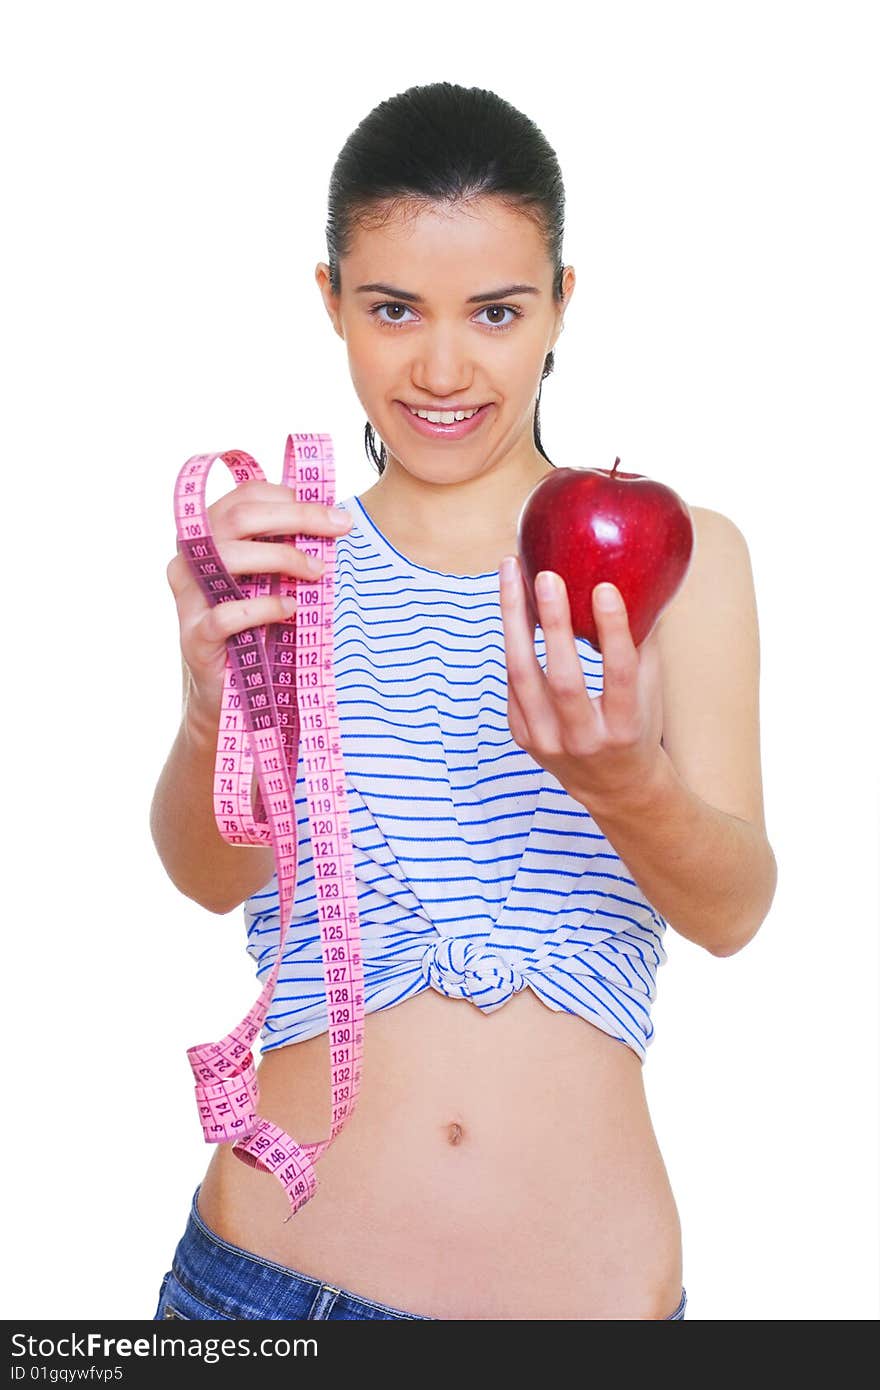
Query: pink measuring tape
173 433 364 1223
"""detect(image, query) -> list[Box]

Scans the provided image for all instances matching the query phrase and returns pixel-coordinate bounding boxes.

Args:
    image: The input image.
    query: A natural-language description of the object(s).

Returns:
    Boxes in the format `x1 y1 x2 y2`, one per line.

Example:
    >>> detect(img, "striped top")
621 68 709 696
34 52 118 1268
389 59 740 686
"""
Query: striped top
243 493 668 1063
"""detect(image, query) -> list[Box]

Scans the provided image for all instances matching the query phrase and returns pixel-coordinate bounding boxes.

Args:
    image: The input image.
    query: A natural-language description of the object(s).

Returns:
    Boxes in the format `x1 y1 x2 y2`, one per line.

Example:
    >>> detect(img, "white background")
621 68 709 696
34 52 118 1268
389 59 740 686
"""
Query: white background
2 0 877 1322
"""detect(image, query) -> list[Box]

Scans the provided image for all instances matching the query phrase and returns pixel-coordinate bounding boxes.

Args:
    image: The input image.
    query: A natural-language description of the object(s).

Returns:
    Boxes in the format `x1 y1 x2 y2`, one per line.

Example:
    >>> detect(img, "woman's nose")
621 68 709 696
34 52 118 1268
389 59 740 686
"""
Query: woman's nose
408 330 478 395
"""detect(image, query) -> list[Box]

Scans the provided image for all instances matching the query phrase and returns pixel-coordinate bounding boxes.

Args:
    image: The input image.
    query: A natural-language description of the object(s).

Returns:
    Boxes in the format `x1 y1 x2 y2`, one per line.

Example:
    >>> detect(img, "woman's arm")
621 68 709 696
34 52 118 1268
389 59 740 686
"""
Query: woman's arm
578 748 778 956
149 661 275 915
152 482 351 915
500 504 777 956
576 507 778 956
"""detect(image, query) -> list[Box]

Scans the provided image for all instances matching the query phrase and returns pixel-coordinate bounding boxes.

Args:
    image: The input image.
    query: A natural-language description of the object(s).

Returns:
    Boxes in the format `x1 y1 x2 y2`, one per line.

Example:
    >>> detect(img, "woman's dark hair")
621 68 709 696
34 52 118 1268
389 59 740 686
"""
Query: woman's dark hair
324 82 565 475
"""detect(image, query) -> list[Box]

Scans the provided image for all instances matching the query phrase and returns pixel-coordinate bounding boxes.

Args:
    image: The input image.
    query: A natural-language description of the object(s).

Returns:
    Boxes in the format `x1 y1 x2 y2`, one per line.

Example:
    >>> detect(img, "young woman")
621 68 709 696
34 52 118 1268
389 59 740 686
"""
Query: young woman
151 82 777 1321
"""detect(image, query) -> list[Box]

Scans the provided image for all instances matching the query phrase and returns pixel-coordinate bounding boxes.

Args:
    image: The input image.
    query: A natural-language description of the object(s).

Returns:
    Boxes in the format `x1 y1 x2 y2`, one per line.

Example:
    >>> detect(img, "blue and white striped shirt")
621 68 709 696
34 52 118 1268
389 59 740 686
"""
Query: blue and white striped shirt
243 493 668 1063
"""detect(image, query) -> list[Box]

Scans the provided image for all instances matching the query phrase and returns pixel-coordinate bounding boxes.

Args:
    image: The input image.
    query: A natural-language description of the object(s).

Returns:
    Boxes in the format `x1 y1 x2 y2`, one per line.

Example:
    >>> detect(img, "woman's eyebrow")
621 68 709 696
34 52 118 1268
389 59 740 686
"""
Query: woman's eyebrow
355 282 541 304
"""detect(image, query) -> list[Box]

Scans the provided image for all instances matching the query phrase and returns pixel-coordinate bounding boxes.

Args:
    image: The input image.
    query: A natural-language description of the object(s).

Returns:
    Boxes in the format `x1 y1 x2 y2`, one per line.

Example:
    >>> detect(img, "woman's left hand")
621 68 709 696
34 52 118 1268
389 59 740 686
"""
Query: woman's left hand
498 555 666 813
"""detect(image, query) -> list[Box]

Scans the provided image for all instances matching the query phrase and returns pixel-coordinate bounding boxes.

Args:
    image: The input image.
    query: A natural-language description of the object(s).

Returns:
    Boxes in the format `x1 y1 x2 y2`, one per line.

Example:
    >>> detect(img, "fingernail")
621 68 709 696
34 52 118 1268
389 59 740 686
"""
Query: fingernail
329 507 351 527
307 555 325 576
595 583 620 611
500 556 517 584
536 571 560 599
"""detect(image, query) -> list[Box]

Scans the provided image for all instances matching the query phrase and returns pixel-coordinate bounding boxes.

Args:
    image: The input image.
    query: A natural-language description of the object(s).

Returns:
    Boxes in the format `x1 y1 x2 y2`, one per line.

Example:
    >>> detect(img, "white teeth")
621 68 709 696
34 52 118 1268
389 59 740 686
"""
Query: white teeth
407 406 481 423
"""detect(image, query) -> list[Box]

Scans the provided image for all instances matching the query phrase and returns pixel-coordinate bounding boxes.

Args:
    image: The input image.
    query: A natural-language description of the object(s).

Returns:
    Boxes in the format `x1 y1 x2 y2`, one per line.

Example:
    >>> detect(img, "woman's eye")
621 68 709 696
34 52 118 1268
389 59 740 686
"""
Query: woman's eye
475 304 521 328
369 302 522 330
371 302 416 326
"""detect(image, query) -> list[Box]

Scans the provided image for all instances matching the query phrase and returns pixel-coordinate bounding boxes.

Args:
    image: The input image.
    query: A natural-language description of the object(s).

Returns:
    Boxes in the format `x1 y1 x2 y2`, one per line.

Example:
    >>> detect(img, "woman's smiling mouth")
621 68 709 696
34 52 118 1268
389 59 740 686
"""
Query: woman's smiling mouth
395 401 493 438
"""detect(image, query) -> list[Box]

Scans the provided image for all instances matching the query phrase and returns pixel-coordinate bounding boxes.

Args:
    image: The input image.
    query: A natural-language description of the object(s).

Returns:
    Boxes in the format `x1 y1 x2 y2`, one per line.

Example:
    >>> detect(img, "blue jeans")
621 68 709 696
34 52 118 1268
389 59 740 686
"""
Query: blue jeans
153 1185 687 1321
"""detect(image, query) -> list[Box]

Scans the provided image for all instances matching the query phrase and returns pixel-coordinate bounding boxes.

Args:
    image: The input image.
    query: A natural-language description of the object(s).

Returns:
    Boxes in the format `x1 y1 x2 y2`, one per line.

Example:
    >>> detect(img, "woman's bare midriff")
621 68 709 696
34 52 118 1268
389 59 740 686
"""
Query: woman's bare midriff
195 985 683 1320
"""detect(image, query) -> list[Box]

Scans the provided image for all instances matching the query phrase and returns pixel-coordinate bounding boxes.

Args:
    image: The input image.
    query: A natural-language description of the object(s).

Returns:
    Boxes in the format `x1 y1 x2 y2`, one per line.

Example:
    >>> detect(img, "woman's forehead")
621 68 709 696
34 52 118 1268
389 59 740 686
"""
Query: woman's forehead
342 199 549 284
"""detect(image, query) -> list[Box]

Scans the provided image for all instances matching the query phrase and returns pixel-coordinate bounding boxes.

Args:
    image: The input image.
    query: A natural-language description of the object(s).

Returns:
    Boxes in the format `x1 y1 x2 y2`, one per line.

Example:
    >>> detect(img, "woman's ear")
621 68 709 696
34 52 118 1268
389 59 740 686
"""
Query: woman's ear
315 263 345 339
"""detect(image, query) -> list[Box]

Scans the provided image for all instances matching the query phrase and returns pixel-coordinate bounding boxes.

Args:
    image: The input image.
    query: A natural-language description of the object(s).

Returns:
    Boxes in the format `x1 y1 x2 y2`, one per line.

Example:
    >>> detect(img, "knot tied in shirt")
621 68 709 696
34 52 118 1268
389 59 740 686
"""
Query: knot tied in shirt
420 937 527 1011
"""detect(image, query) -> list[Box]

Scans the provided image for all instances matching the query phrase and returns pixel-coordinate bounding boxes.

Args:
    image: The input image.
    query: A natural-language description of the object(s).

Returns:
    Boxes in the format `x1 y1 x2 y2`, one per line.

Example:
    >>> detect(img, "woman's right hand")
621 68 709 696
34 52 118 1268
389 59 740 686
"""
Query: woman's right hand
166 479 353 720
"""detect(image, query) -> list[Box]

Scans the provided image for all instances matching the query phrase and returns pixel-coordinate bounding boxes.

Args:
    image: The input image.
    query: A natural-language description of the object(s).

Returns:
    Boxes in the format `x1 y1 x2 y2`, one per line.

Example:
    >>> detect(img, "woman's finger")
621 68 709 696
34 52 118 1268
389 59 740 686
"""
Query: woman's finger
499 555 554 743
210 536 326 582
534 571 598 752
505 669 531 748
196 592 298 648
591 584 640 734
213 487 352 544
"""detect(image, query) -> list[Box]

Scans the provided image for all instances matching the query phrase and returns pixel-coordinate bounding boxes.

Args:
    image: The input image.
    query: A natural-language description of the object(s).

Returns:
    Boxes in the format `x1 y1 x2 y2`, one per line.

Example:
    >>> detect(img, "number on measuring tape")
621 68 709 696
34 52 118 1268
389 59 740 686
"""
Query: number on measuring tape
172 434 364 1222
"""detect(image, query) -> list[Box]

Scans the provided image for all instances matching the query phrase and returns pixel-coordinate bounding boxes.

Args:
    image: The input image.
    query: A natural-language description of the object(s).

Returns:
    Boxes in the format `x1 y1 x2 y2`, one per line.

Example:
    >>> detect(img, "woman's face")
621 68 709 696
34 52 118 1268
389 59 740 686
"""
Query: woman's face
316 196 574 489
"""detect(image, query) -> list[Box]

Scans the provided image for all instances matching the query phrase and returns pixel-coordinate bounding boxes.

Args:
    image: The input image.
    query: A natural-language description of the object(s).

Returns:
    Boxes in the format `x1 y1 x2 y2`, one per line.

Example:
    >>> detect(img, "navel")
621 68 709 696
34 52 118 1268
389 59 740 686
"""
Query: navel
446 1121 464 1146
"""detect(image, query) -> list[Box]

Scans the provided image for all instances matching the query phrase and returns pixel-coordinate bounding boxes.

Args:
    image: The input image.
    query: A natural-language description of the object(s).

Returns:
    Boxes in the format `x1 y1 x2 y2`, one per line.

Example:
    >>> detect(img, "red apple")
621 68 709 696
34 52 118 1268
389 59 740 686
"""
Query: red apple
517 458 695 650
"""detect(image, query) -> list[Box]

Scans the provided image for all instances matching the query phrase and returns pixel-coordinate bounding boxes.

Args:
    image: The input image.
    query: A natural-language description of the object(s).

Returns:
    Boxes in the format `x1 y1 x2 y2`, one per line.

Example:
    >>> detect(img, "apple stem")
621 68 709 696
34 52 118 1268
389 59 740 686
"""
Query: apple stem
611 456 621 476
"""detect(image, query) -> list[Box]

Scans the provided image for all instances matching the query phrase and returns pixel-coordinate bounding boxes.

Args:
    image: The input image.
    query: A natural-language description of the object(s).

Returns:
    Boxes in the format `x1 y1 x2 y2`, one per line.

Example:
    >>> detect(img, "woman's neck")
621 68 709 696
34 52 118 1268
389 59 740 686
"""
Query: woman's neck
359 453 555 560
